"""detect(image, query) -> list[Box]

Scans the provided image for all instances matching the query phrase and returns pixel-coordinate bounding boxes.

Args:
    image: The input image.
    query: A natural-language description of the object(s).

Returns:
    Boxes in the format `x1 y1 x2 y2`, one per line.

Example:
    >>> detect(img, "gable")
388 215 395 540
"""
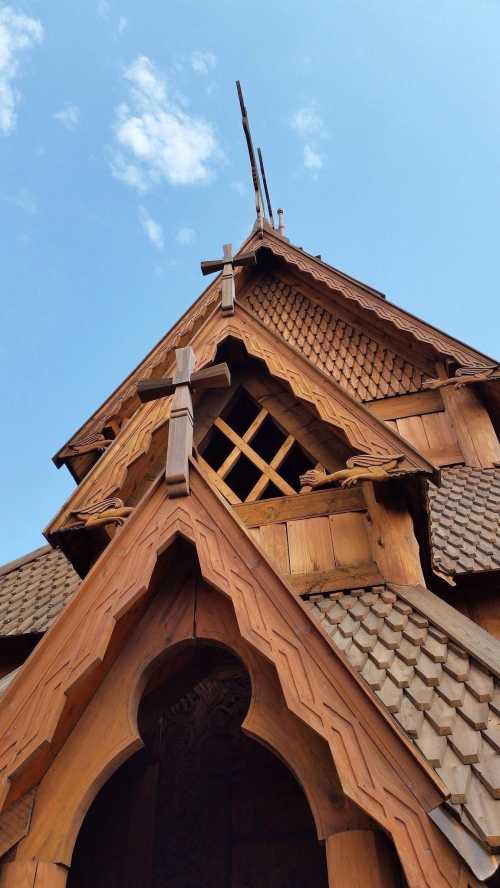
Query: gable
0 462 474 886
45 305 438 575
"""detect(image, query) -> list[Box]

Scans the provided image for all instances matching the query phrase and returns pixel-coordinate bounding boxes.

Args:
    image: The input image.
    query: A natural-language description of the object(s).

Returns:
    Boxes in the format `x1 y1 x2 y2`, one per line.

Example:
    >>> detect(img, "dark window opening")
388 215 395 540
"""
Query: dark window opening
250 415 286 463
222 388 260 437
259 481 283 500
225 454 261 500
201 425 234 471
278 442 315 492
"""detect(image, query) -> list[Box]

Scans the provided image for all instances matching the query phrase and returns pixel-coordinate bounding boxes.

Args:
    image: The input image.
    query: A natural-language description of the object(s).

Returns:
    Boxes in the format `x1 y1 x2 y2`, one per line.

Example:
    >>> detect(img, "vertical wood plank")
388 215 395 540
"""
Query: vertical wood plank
287 518 335 574
421 412 458 451
395 416 430 452
329 513 372 567
325 830 400 888
440 384 500 468
258 524 290 573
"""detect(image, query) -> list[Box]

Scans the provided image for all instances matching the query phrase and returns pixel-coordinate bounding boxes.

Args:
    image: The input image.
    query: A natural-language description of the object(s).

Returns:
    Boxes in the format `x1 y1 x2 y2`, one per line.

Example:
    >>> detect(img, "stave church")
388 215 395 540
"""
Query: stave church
1 86 500 887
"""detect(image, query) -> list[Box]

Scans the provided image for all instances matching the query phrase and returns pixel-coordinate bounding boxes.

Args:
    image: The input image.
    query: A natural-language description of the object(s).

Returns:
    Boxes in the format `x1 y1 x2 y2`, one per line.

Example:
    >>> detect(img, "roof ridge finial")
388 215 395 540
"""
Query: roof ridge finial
236 80 267 232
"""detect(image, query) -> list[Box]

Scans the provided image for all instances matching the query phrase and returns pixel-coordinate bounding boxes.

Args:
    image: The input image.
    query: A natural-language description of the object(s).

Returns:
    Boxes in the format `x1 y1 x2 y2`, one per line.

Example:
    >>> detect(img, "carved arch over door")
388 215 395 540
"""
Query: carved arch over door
0 465 477 887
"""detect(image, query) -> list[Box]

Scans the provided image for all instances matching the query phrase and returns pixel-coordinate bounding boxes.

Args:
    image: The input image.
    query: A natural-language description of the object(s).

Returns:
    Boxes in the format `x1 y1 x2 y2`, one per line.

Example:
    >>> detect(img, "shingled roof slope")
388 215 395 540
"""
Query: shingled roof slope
242 272 426 401
427 467 500 578
305 583 500 851
0 546 80 636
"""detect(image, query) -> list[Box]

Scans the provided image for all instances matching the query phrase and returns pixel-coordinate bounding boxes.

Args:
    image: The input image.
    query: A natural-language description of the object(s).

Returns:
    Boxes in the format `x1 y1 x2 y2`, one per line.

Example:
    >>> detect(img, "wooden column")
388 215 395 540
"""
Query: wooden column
0 861 67 887
436 364 500 468
363 482 425 586
325 830 400 888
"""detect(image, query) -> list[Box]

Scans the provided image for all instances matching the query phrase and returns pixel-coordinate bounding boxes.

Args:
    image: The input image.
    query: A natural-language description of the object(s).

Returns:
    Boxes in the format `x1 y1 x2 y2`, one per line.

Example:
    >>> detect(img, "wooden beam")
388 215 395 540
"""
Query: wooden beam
214 417 295 497
234 487 365 528
367 390 443 421
288 563 383 596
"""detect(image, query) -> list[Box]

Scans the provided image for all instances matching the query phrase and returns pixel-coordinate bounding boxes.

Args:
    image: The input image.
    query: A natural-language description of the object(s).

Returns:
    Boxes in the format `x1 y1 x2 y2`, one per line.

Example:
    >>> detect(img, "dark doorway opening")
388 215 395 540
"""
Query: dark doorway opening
68 644 329 888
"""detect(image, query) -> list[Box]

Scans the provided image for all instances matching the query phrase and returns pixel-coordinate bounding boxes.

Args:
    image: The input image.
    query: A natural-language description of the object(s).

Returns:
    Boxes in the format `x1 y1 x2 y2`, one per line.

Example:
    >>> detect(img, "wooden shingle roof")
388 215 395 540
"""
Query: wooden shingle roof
0 546 79 636
427 467 500 577
306 582 500 851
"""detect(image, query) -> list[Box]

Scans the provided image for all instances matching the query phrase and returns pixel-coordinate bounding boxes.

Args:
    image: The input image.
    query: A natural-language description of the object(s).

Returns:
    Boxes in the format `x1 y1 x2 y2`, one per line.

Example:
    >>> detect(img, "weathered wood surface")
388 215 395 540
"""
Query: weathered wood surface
368 390 444 421
234 487 365 527
0 463 474 887
288 564 383 596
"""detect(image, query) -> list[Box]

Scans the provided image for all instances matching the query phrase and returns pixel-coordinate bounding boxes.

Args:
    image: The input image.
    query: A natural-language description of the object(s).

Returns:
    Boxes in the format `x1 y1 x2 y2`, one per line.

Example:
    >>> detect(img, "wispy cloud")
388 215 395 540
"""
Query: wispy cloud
0 6 44 135
96 0 110 20
191 51 216 75
53 103 80 131
176 226 196 246
303 144 322 171
290 107 323 138
230 180 246 197
116 16 128 36
110 55 222 191
139 205 164 249
2 186 37 214
290 104 325 174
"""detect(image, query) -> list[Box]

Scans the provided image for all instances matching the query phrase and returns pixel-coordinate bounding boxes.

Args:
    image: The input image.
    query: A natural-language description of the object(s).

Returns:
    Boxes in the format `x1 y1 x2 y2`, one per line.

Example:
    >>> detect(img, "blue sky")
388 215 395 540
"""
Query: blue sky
1 0 499 563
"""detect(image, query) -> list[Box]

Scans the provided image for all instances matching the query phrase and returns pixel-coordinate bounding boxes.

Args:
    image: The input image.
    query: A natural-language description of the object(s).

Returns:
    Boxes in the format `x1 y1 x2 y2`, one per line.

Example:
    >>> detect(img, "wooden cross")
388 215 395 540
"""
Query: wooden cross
201 243 256 315
137 347 231 498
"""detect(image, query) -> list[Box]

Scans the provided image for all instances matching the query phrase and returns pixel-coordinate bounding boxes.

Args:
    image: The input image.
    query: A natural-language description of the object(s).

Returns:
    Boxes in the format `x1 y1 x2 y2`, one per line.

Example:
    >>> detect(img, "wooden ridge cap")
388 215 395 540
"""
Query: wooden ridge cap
252 228 497 368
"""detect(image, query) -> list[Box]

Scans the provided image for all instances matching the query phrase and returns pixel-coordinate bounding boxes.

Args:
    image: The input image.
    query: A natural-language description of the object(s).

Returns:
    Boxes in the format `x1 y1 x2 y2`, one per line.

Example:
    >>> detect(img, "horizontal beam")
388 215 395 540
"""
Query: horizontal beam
234 487 366 528
289 563 383 596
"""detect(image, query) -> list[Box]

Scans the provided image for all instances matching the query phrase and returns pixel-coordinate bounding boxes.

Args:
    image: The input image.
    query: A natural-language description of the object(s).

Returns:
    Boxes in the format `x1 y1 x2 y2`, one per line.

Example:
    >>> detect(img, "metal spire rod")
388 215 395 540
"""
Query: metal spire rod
257 147 275 229
236 80 266 228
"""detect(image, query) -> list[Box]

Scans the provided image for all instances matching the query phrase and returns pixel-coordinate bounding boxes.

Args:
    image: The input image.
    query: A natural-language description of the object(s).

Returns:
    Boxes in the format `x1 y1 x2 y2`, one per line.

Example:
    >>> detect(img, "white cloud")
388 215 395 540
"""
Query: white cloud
116 16 128 36
54 103 80 131
2 186 37 214
139 205 164 250
97 0 110 20
290 106 323 137
191 50 216 75
290 104 326 173
303 144 322 171
110 55 221 191
0 6 44 135
176 226 196 246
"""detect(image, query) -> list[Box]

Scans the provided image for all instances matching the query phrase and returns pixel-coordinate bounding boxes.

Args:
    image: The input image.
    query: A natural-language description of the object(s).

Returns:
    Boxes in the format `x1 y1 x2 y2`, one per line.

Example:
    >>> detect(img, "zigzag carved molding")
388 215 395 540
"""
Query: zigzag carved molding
0 465 473 886
195 308 435 471
48 307 433 537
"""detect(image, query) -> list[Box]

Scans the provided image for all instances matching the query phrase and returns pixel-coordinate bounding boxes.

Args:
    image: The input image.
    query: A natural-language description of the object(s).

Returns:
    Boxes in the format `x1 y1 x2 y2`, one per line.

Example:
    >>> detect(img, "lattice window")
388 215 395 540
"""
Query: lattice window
198 389 315 505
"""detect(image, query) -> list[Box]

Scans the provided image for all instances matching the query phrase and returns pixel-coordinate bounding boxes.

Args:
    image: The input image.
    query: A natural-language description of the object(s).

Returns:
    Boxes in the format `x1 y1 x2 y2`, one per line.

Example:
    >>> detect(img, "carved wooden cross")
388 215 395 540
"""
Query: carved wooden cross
137 347 231 498
201 243 256 315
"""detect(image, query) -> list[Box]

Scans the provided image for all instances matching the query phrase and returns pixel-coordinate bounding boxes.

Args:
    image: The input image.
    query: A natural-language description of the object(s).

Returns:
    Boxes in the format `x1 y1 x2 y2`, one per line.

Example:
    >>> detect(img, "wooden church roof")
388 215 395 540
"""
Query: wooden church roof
52 227 496 473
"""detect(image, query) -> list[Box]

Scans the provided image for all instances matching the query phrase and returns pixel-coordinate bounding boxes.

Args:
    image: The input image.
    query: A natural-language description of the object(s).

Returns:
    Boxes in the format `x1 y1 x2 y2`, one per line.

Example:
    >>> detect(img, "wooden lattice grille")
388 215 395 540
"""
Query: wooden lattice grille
198 389 315 505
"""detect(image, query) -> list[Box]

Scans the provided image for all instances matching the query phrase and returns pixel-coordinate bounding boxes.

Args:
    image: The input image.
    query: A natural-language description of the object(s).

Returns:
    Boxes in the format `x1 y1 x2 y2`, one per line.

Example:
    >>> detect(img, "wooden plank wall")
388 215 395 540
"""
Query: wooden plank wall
368 391 464 467
249 509 376 591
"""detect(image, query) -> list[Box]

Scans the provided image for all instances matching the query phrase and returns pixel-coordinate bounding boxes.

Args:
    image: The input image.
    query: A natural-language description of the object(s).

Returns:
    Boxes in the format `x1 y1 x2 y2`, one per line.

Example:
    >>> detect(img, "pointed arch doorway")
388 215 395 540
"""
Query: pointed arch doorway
67 641 329 888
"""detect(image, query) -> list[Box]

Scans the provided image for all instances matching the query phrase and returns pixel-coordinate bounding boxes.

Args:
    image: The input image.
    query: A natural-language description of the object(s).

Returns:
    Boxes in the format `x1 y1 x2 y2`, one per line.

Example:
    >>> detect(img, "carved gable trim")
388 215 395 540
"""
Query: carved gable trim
0 464 470 886
45 306 437 542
